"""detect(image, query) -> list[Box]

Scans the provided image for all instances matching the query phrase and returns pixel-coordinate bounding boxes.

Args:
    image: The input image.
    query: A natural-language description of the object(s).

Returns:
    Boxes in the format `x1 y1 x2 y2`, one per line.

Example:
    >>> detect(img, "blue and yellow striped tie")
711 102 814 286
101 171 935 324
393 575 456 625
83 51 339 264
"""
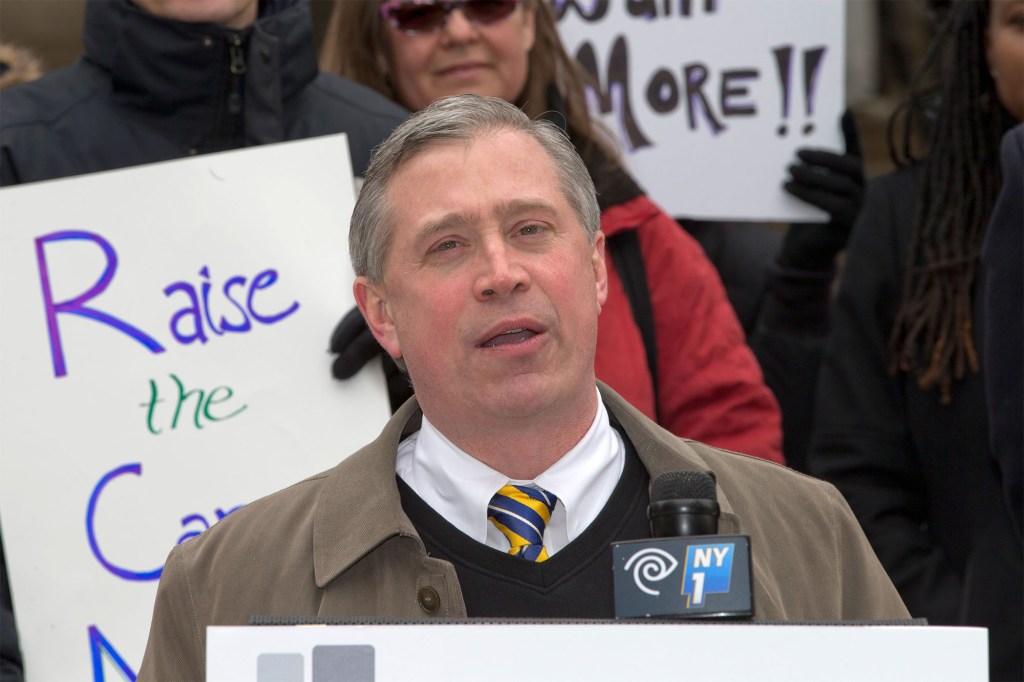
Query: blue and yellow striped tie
487 484 557 562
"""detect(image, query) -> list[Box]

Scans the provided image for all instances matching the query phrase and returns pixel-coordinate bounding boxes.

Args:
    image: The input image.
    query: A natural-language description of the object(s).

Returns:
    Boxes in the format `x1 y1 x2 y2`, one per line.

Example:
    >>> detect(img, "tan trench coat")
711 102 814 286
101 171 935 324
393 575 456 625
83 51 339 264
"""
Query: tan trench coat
139 382 908 681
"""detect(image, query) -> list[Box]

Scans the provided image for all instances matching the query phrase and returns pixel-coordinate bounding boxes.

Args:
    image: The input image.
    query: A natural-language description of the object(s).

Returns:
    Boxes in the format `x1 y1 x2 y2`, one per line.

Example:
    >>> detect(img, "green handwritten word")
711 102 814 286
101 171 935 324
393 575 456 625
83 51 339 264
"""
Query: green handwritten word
141 373 247 434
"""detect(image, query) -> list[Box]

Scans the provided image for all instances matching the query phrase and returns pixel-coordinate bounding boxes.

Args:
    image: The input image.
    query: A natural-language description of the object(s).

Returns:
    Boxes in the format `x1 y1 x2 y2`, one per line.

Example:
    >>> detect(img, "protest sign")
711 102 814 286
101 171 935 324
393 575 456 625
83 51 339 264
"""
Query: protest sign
0 135 390 680
555 0 847 221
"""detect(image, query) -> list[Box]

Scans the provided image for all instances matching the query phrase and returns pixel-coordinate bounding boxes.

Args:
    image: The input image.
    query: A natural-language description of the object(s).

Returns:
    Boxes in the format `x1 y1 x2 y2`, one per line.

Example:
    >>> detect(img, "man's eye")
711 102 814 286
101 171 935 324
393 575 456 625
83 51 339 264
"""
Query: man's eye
517 224 545 236
433 239 461 252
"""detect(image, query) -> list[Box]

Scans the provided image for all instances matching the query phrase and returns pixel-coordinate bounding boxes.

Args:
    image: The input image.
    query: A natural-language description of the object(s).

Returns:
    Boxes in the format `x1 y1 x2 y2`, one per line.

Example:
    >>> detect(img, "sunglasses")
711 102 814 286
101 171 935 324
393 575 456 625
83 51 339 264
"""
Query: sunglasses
379 0 521 35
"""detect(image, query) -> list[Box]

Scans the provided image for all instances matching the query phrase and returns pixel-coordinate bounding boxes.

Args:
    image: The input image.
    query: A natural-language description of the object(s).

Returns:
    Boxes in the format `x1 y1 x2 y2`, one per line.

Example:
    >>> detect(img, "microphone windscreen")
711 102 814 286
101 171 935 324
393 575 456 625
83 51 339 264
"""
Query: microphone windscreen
650 471 717 504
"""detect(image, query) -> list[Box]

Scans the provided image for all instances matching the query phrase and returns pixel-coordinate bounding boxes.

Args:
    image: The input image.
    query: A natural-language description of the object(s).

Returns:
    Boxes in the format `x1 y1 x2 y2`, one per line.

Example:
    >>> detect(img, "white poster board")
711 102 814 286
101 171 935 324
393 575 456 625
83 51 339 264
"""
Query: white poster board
0 135 390 681
555 0 847 221
207 623 989 681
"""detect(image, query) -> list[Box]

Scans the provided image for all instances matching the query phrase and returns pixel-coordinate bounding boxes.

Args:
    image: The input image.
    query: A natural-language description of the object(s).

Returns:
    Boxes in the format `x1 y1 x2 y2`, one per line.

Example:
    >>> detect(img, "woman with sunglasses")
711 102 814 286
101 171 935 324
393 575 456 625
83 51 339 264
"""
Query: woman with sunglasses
321 0 786 464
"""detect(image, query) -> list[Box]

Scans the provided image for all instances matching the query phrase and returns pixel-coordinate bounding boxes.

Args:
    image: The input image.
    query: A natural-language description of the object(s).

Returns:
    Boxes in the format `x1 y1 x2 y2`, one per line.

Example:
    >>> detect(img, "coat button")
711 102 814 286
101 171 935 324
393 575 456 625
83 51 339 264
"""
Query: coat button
417 586 440 613
202 36 214 48
260 47 272 63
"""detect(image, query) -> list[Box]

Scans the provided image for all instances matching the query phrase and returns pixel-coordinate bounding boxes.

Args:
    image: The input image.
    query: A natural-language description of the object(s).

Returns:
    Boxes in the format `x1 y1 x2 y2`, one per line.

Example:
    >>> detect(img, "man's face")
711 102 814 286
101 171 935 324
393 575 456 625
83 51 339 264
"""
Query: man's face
132 0 258 28
356 130 607 429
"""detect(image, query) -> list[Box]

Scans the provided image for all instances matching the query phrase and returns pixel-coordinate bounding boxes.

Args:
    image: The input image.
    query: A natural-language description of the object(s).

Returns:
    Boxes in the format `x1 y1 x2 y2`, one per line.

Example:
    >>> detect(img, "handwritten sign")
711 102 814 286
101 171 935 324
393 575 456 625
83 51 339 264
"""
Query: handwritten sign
554 0 846 221
0 135 390 681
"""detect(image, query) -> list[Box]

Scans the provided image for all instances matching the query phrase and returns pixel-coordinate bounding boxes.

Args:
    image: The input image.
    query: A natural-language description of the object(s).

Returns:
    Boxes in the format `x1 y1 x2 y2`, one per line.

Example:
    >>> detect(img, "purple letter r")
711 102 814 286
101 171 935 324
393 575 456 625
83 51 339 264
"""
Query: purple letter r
36 231 165 378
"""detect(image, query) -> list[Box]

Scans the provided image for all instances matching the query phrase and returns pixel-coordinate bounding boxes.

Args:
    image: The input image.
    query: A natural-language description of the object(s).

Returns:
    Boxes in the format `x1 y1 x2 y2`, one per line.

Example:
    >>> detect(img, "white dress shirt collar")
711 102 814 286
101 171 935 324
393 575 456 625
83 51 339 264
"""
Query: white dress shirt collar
396 387 625 556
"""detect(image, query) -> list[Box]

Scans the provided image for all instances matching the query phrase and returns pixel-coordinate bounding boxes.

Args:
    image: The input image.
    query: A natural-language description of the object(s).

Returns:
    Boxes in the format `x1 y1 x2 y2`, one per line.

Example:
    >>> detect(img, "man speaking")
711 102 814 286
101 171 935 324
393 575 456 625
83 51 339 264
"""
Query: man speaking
140 95 908 680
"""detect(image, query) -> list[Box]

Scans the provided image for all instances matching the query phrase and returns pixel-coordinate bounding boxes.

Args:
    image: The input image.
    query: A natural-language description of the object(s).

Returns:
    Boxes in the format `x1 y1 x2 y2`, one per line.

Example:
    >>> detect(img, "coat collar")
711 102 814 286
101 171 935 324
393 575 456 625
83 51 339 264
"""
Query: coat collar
81 0 317 113
312 395 424 588
312 381 740 587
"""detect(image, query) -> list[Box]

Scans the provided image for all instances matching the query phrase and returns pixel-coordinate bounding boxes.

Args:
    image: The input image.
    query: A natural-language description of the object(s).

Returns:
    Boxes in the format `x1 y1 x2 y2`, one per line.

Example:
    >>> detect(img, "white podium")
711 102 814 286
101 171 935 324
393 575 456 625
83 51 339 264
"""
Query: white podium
207 620 987 681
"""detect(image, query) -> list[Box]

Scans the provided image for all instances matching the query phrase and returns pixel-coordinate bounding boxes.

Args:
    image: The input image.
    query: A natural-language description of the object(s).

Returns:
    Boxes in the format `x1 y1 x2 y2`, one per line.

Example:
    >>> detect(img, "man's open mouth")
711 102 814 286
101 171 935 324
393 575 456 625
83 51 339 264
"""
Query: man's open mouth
480 328 538 348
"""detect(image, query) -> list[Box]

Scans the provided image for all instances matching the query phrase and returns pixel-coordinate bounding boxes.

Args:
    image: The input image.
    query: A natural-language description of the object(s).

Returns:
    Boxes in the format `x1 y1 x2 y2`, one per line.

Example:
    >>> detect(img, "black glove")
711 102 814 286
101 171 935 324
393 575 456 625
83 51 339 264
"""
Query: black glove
329 306 413 413
779 109 865 271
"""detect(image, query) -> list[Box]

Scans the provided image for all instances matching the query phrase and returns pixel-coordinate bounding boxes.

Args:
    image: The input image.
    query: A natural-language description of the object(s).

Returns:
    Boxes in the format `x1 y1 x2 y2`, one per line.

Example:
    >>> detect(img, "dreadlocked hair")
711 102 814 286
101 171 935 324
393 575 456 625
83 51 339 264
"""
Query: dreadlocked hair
887 0 1009 405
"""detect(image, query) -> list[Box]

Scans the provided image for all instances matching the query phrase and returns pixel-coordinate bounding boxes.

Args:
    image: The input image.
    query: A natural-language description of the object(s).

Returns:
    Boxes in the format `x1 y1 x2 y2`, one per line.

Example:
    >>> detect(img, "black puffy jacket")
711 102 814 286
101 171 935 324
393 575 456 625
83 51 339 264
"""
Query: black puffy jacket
0 0 408 186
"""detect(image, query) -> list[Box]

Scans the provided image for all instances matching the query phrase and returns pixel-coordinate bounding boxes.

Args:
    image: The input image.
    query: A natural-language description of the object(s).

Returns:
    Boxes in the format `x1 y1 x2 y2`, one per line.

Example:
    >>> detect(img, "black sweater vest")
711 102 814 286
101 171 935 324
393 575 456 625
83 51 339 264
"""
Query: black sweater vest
397 439 651 618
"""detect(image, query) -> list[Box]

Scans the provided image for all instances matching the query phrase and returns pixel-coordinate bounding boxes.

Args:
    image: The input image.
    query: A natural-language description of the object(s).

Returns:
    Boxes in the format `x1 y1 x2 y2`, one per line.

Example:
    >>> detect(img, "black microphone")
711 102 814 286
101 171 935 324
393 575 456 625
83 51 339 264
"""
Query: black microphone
612 470 754 619
648 470 720 537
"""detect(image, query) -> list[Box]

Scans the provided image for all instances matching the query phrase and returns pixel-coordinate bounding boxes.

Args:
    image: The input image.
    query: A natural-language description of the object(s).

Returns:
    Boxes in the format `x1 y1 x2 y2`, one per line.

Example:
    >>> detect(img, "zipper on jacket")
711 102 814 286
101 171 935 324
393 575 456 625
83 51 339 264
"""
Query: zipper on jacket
227 34 247 117
210 33 248 151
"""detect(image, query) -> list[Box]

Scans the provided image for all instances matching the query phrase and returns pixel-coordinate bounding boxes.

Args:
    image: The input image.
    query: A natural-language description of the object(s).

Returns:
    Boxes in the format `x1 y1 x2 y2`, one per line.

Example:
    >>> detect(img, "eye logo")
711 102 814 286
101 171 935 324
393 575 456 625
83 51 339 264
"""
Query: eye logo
623 547 679 596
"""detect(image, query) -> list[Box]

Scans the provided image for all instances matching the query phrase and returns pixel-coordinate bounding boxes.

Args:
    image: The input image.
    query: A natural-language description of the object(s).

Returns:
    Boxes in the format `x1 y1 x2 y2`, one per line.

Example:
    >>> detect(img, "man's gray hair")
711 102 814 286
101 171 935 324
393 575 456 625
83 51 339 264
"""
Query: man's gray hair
349 94 601 284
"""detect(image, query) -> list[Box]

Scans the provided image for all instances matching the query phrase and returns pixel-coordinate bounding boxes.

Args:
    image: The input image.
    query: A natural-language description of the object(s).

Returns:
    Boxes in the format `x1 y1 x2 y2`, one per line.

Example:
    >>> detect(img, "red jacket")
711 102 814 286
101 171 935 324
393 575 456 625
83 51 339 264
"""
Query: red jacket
595 195 784 463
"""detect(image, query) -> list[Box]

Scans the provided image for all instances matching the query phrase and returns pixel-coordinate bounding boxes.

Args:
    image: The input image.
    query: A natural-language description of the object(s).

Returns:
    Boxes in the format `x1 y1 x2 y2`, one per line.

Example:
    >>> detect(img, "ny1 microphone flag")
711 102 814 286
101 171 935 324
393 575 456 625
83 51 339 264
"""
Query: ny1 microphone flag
612 536 753 619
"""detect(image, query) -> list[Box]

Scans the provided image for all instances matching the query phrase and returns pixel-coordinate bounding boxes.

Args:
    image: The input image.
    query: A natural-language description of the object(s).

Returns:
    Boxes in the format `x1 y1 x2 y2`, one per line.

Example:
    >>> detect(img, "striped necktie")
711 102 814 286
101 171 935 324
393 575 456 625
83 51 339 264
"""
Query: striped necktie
487 484 558 562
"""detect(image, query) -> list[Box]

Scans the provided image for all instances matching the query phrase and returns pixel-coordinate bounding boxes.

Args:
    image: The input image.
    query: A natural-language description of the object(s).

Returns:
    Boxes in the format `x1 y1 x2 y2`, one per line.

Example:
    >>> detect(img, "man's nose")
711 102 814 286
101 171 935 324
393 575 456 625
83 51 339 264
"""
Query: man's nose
475 242 529 300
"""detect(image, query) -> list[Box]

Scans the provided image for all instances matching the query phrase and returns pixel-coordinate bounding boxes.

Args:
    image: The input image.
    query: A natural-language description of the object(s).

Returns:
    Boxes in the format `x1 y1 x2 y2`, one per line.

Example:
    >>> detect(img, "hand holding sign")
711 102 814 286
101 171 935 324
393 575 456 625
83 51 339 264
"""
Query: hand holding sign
780 110 866 271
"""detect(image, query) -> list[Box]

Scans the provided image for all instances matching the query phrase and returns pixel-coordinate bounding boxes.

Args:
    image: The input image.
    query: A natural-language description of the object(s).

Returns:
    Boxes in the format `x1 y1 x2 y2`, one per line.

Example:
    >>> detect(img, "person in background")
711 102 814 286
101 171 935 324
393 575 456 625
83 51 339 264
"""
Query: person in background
981 122 1023 541
0 41 44 682
139 94 909 681
684 108 865 473
809 1 1023 679
0 533 20 682
321 0 784 463
0 0 407 186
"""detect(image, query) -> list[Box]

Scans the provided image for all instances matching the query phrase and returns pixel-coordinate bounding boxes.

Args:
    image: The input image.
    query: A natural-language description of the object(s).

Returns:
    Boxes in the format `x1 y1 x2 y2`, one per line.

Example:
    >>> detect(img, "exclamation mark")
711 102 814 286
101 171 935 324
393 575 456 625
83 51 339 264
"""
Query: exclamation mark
772 45 793 137
801 47 827 135
677 0 719 14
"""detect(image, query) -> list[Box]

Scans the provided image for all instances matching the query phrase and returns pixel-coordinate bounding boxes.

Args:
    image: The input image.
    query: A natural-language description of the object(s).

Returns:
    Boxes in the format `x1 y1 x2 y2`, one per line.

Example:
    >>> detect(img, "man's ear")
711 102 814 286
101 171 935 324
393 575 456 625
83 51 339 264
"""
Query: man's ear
592 231 609 308
354 276 402 359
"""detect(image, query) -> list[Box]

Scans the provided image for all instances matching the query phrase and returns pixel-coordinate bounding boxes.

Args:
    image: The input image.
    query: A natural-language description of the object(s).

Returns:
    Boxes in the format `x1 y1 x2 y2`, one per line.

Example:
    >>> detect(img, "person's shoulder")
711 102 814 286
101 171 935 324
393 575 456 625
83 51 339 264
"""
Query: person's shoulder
1002 123 1024 163
306 73 409 125
171 432 400 564
0 60 105 131
849 164 921 255
686 440 850 524
863 163 923 212
604 195 707 262
171 466 333 566
600 193 660 237
685 438 820 487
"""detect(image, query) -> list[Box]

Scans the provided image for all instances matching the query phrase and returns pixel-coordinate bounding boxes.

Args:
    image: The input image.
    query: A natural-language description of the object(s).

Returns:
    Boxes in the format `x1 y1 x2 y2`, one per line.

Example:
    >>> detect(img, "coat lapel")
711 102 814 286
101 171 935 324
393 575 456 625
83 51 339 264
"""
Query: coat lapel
312 399 424 588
